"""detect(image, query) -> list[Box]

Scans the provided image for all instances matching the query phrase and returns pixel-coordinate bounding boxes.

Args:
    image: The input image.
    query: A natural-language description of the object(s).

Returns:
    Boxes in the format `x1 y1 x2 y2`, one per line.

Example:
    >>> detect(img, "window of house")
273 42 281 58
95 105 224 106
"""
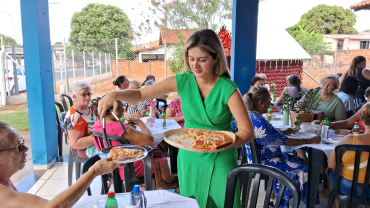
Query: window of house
337 40 344 51
142 54 165 62
360 41 370 49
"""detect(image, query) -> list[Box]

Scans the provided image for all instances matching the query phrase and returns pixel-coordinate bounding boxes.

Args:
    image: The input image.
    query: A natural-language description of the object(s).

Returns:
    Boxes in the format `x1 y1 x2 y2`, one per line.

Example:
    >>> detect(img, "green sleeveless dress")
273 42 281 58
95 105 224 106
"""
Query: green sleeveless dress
176 71 241 208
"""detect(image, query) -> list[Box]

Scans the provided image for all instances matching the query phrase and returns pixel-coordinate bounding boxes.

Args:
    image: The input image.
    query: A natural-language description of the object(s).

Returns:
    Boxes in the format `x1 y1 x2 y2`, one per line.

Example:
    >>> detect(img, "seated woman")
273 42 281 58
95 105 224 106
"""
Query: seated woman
167 98 184 128
326 87 370 133
141 75 155 87
276 75 307 106
250 76 265 88
327 102 370 203
123 80 160 119
244 86 321 207
91 100 178 189
0 121 124 208
299 74 346 121
256 73 270 91
336 76 359 113
64 81 98 158
113 75 130 90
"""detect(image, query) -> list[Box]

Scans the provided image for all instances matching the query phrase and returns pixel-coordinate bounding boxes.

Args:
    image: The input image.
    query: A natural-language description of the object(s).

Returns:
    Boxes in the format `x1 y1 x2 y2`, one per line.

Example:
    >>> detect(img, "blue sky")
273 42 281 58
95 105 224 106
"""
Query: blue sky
0 0 369 44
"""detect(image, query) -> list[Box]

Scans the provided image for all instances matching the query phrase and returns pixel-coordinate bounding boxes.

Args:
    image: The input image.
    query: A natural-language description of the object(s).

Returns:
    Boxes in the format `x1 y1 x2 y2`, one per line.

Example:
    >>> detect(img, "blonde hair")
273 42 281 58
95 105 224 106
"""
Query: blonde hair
183 29 231 79
320 74 339 89
348 56 366 76
243 86 270 111
360 102 370 126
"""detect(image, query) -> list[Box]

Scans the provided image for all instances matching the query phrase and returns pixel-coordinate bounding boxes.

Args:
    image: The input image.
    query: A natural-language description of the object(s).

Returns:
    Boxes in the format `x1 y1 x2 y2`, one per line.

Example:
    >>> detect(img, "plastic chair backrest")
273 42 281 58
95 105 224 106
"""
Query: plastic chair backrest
156 99 167 111
224 164 301 208
249 141 259 164
82 154 109 195
330 144 370 207
59 93 73 111
55 102 64 125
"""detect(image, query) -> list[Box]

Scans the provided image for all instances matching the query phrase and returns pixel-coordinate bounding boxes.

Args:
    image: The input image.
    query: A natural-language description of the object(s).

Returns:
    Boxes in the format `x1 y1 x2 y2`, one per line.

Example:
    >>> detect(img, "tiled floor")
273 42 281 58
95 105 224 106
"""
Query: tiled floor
27 160 329 207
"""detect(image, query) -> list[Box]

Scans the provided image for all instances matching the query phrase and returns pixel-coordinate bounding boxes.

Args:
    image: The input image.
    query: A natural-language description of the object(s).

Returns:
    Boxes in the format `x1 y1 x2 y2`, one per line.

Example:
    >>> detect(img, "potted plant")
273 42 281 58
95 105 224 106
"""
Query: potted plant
270 82 276 94
289 87 321 125
280 93 297 125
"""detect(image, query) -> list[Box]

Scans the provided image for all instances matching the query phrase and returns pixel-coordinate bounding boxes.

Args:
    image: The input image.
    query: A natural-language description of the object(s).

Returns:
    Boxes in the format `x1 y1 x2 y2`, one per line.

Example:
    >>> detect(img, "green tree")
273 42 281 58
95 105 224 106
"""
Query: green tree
0 33 17 46
290 25 331 55
69 3 134 60
287 4 358 35
136 0 232 73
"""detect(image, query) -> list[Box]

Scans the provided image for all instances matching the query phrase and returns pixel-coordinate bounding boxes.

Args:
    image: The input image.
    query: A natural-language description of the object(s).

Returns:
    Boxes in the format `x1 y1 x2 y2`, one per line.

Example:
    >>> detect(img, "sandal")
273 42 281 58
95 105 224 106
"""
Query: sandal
319 189 330 198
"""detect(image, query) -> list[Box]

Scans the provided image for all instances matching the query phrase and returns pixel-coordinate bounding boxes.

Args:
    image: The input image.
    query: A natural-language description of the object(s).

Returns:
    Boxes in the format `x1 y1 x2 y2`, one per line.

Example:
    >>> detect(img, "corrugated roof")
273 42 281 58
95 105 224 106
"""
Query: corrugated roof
351 0 370 11
219 20 311 60
324 34 370 40
132 40 161 52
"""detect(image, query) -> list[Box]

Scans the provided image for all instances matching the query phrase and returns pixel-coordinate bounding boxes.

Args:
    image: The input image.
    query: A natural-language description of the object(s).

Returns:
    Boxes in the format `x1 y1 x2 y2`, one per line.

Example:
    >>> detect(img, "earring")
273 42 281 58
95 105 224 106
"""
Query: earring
213 63 220 73
262 104 264 107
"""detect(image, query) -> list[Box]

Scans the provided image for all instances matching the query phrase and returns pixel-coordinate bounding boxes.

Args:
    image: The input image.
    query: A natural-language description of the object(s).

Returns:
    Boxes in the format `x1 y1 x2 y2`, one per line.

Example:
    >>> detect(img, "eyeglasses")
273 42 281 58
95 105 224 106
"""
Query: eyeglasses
80 93 93 97
0 137 24 152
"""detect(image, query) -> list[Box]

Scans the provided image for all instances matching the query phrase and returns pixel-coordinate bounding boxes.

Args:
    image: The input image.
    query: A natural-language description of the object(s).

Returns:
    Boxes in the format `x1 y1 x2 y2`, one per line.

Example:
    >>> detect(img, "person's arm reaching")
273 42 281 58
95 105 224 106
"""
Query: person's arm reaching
327 111 360 129
283 136 321 146
99 76 177 119
228 89 255 147
166 108 184 122
0 158 125 208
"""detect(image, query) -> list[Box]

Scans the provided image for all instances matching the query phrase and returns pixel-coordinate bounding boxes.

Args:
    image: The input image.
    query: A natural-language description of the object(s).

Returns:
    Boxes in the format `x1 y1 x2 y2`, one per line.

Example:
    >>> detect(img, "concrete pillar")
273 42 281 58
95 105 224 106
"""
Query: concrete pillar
20 0 58 169
230 0 259 95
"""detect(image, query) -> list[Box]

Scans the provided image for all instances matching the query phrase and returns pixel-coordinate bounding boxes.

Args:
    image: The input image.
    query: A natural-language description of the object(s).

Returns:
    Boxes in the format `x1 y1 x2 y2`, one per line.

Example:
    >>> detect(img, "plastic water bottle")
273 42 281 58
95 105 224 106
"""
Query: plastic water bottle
105 191 118 208
321 117 330 139
130 185 142 207
294 115 301 133
272 93 276 102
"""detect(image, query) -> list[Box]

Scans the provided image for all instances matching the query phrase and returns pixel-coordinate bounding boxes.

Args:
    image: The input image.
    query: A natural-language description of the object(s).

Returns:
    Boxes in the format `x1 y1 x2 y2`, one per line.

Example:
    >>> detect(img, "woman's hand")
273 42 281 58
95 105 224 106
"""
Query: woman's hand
309 135 321 144
98 92 118 119
91 157 125 176
280 128 295 135
127 117 143 126
132 113 141 118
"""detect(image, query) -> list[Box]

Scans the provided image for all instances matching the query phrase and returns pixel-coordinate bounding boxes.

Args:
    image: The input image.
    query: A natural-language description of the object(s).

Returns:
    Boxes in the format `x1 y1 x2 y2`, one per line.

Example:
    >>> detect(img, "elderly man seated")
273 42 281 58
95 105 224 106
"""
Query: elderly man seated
0 121 124 208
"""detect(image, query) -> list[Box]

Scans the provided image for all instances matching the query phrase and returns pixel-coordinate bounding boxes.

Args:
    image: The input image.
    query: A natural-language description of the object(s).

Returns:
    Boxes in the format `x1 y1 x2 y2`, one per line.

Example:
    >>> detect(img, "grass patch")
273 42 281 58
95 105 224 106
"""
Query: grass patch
0 111 29 131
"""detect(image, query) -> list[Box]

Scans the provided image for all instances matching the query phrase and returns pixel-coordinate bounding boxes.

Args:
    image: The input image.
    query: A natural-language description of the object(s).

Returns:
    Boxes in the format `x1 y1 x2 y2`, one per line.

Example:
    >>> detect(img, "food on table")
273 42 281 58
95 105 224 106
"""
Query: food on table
108 147 143 160
188 129 233 150
333 129 351 135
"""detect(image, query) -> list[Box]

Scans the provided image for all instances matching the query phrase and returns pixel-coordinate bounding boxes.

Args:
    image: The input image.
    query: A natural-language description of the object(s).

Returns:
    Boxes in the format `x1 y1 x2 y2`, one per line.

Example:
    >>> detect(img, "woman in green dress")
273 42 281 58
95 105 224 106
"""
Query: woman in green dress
98 29 254 208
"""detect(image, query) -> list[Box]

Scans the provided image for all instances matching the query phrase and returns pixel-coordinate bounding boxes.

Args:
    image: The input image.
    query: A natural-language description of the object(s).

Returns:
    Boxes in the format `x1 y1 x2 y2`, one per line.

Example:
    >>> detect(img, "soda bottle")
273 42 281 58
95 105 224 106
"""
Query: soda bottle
267 108 273 121
353 122 360 134
273 93 276 102
294 115 301 133
145 109 150 117
120 115 125 123
321 117 330 139
105 191 118 208
161 110 166 128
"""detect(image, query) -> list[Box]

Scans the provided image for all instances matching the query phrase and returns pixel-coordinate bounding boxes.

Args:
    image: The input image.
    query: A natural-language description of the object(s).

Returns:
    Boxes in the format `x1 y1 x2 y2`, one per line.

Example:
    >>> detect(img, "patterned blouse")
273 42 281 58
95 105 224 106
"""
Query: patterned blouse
122 100 150 115
168 98 184 128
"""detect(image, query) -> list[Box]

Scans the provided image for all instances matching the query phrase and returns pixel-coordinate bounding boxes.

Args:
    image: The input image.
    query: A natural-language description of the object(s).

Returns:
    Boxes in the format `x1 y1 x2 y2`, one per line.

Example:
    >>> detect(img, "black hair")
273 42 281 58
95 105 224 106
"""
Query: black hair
250 76 263 87
288 75 302 98
113 76 127 87
340 76 359 96
142 75 156 86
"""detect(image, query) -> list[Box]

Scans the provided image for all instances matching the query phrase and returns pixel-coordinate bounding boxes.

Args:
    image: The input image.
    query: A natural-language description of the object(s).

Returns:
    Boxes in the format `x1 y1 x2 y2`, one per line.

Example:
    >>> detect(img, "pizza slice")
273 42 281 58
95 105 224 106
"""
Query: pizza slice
188 130 233 150
108 147 143 160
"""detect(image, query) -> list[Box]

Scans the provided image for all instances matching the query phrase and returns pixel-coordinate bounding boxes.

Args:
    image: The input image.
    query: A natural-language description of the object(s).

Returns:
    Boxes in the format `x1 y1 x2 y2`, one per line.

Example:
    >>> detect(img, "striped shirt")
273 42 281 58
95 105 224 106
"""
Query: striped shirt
123 100 150 115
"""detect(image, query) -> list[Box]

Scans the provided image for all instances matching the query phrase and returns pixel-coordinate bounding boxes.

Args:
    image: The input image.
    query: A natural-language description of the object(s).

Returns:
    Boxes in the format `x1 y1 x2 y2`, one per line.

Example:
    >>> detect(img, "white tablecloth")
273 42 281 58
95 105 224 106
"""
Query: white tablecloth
269 118 344 158
137 119 182 147
72 190 199 208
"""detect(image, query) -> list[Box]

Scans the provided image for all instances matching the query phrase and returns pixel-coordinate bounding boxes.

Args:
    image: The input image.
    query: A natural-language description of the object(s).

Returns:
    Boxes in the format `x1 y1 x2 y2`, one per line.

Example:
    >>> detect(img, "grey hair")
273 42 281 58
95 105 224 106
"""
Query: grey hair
0 122 10 149
72 81 92 96
129 80 141 88
257 73 267 79
320 74 339 89
144 80 155 87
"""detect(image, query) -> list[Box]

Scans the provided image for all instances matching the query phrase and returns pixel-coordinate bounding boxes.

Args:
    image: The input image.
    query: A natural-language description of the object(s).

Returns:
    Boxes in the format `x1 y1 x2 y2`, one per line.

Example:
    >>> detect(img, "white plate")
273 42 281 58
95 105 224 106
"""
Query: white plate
163 128 236 153
98 145 148 163
262 113 283 120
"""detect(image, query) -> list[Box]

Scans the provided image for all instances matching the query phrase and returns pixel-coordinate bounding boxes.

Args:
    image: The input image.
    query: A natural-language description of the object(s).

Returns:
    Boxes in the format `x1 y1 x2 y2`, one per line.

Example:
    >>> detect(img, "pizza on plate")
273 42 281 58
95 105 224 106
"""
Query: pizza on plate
108 147 143 160
188 130 233 150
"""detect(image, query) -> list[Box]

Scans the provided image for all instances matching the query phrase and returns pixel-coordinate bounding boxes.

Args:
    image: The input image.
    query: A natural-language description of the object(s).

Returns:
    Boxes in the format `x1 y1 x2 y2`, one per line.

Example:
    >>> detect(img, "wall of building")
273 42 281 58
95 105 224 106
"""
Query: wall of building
336 49 370 65
111 60 174 78
323 36 336 51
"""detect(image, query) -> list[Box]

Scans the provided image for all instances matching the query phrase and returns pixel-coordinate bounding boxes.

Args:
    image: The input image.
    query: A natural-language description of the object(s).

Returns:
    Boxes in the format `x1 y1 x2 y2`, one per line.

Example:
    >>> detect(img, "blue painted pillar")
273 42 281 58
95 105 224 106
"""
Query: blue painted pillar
20 0 58 167
230 0 259 95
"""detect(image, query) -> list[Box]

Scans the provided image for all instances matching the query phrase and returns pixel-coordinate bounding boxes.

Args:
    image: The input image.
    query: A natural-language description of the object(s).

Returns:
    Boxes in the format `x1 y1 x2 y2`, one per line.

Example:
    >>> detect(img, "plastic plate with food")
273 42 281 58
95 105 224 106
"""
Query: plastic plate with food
98 145 148 163
163 128 236 153
262 113 283 120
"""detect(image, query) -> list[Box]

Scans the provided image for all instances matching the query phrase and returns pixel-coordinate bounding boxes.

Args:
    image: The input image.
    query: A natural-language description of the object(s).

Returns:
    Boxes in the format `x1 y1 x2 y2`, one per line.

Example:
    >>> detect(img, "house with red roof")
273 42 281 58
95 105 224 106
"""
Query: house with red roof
351 0 370 11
